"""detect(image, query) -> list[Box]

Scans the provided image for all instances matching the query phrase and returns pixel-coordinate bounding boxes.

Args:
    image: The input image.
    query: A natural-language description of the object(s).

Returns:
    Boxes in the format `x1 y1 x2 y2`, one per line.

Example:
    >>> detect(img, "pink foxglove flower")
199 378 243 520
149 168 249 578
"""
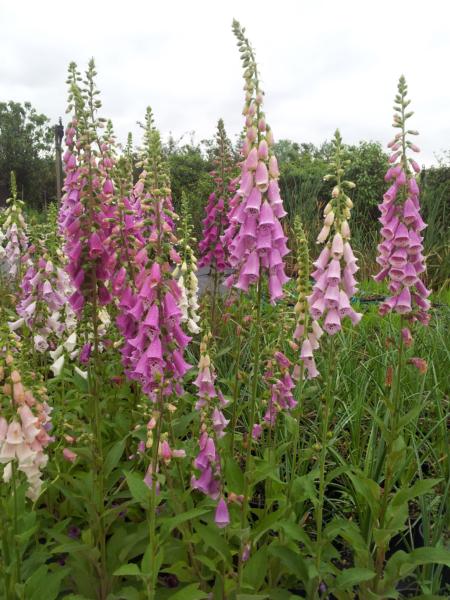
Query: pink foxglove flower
309 131 362 335
292 217 321 379
375 76 431 324
222 22 289 303
191 334 229 522
0 359 53 501
15 248 76 353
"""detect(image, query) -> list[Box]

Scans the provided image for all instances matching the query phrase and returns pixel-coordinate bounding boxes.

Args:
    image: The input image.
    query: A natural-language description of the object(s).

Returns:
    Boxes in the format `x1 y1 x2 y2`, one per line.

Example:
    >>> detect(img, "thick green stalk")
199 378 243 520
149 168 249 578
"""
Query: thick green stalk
373 317 405 590
237 280 263 590
315 336 335 584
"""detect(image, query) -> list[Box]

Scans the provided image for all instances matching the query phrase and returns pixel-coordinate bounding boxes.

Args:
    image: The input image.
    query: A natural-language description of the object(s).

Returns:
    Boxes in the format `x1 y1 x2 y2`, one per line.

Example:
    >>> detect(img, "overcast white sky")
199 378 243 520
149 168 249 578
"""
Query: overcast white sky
1 0 449 165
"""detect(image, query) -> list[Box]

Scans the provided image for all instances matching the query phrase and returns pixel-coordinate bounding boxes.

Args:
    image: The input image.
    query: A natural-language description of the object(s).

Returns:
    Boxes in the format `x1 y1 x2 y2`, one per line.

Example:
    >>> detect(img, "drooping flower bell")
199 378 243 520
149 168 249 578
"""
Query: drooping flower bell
308 130 362 335
222 21 289 303
375 76 431 324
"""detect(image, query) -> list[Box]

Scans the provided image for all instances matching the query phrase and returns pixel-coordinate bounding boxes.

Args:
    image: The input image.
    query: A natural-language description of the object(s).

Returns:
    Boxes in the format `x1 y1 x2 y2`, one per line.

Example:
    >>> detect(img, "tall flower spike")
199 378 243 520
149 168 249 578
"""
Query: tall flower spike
117 107 191 401
59 61 115 317
375 76 431 324
174 192 201 334
292 216 321 379
198 119 236 274
0 172 30 283
309 130 362 335
0 328 53 501
222 21 289 304
14 243 76 354
191 333 229 524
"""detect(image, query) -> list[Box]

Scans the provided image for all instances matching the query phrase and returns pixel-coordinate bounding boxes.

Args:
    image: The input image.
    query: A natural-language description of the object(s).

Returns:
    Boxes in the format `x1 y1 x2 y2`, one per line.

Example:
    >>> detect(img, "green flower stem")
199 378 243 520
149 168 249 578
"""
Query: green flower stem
373 316 405 590
146 397 163 600
237 280 263 590
315 335 336 589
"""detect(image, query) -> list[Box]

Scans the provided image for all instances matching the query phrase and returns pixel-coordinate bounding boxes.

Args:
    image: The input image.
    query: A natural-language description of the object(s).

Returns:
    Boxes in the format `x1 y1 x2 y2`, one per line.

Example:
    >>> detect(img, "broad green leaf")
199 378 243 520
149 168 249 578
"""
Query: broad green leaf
104 439 126 477
333 567 376 590
243 546 268 590
168 583 208 599
113 563 141 577
224 456 245 494
348 472 381 518
159 507 210 538
125 471 149 505
194 523 232 566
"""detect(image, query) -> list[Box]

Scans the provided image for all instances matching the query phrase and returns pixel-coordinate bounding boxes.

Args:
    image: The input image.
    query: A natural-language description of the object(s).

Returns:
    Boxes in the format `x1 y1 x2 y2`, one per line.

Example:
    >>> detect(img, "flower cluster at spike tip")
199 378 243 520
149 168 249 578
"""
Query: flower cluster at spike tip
222 22 289 304
198 119 236 274
309 131 362 335
375 76 431 323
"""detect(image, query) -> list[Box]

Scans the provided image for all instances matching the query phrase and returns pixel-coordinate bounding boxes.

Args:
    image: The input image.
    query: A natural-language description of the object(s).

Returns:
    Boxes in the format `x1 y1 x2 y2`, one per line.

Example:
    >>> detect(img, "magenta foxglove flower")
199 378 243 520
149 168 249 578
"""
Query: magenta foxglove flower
375 76 431 324
191 334 229 522
117 108 191 401
198 119 236 274
59 65 116 316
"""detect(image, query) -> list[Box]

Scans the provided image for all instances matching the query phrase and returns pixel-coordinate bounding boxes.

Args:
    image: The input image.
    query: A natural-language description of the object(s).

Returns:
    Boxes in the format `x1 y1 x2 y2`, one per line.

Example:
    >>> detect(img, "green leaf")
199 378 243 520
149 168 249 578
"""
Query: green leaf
224 456 245 494
125 471 149 505
243 546 268 590
236 595 269 600
159 507 210 538
104 439 126 477
333 567 376 590
389 479 440 511
194 523 232 566
291 471 319 506
348 472 381 518
168 583 208 599
268 545 310 582
113 563 141 577
385 546 450 582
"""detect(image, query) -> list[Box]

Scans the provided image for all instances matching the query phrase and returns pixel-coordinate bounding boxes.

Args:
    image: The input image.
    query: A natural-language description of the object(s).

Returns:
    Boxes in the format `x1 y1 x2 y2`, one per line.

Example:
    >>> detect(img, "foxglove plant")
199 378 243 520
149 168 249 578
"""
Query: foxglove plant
117 107 191 599
309 130 362 335
292 216 322 380
375 76 431 323
223 21 289 304
228 21 290 586
191 333 230 526
371 76 433 594
173 192 201 334
0 173 29 284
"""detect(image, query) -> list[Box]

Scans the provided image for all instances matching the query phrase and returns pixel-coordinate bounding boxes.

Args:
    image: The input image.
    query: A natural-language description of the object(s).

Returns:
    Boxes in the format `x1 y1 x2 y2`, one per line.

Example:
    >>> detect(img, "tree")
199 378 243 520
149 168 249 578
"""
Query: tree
0 101 55 208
